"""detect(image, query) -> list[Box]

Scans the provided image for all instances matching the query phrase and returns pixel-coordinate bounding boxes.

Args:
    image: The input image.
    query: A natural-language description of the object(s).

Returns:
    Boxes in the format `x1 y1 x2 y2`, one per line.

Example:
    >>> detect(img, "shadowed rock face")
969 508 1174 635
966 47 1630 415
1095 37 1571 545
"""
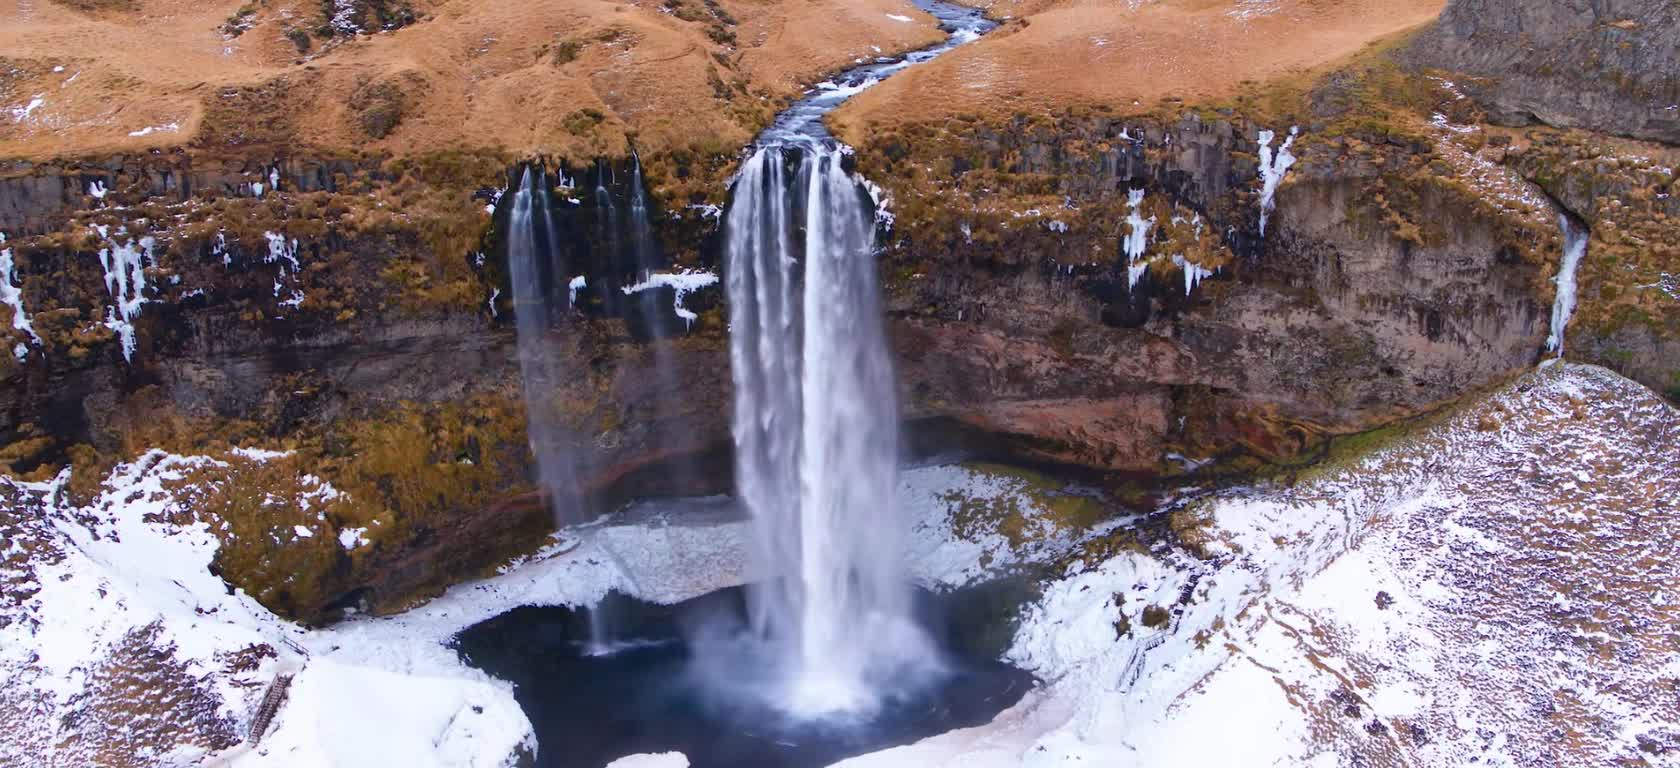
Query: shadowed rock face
872 113 1551 472
0 104 1561 619
1410 0 1680 143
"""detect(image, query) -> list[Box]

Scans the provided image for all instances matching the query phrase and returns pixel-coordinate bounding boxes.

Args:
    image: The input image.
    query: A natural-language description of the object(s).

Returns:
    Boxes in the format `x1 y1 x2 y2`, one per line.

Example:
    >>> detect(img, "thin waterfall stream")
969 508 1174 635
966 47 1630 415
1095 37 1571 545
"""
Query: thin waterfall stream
506 166 585 523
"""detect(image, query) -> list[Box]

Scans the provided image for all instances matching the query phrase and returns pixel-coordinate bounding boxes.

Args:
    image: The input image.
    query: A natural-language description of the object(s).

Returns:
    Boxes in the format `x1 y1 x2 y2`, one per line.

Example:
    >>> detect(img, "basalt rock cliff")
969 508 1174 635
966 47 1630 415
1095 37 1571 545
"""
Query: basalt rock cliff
0 0 1675 627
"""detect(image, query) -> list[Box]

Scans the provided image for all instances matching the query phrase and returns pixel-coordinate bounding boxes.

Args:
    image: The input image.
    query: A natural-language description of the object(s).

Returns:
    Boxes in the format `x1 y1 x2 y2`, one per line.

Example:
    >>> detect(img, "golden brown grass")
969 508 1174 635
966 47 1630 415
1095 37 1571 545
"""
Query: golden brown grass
0 0 944 161
831 0 1446 142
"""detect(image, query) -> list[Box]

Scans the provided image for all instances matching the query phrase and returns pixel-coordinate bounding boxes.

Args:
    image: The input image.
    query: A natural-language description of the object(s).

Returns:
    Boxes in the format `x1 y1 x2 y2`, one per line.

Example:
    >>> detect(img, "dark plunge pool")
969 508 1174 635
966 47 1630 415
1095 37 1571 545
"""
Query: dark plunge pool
453 583 1037 768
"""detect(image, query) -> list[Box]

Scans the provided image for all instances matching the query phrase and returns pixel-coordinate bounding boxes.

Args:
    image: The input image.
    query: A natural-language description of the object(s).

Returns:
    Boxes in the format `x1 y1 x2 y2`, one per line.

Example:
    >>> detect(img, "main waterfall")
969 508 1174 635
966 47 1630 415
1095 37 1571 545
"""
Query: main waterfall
721 145 939 715
706 0 993 719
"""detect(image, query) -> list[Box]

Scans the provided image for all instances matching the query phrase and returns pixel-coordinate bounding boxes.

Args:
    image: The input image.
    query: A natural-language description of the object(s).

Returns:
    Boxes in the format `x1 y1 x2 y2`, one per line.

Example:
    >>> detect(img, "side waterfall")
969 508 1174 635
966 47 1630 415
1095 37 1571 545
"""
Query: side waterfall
506 167 585 523
1546 214 1589 356
722 145 939 716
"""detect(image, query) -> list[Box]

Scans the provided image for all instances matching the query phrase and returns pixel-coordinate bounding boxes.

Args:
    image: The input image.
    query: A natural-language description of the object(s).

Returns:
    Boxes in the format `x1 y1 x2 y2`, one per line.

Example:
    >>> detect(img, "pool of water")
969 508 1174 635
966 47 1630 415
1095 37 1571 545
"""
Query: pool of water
453 584 1036 768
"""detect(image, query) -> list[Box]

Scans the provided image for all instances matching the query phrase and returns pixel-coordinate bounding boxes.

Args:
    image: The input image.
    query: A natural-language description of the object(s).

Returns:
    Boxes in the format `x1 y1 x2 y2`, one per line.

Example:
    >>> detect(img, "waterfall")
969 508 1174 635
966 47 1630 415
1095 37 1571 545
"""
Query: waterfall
594 162 623 313
1546 215 1588 356
506 167 585 523
628 156 659 276
722 145 940 716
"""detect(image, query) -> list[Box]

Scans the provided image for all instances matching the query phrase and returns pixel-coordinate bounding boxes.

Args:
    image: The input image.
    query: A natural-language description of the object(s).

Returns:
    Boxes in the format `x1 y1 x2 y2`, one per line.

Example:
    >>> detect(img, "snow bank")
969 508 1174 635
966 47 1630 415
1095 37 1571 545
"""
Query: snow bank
902 464 1131 589
607 754 690 768
240 658 533 768
842 363 1678 767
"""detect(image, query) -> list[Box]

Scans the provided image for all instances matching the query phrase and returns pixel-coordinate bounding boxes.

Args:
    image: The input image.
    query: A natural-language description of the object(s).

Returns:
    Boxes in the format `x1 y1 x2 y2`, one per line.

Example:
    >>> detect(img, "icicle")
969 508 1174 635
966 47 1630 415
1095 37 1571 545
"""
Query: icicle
1123 188 1155 291
568 275 587 307
1257 126 1298 236
0 234 42 353
620 270 719 328
1171 254 1216 296
93 227 153 361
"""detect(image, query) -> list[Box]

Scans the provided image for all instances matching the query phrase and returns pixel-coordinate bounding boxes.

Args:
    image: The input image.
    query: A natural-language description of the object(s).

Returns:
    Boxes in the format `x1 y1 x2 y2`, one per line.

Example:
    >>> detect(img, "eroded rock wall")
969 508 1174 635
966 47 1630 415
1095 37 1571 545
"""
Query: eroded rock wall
1410 0 1680 144
863 106 1557 471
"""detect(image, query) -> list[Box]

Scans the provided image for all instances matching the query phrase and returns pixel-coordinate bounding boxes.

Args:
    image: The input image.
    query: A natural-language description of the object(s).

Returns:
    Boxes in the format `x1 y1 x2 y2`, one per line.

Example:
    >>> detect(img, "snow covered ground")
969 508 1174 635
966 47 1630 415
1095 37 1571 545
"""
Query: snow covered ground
841 363 1679 767
0 449 1092 767
3 363 1674 767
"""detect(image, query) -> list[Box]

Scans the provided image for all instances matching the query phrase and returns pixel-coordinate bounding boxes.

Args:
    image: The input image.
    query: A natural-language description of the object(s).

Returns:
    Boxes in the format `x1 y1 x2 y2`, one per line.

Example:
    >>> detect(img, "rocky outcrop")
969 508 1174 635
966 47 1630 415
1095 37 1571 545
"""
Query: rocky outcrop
2 30 1665 622
0 150 735 622
864 104 1557 472
1408 0 1680 144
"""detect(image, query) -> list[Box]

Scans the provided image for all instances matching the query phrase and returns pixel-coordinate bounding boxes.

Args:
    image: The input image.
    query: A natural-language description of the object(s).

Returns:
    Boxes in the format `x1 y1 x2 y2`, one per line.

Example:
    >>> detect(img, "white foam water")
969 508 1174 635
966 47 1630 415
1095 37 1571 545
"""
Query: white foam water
720 145 942 717
1546 214 1588 356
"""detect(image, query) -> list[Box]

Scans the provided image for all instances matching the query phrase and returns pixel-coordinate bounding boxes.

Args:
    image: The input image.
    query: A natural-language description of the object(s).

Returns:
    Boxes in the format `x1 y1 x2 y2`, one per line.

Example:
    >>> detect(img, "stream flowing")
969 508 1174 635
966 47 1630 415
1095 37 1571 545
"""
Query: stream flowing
711 0 996 718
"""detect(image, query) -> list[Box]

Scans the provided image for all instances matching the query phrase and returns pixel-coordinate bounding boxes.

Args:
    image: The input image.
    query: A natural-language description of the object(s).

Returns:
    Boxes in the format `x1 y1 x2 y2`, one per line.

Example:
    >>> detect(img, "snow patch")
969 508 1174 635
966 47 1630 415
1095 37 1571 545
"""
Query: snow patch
9 95 45 123
0 234 42 349
127 122 181 138
337 527 370 550
621 270 719 327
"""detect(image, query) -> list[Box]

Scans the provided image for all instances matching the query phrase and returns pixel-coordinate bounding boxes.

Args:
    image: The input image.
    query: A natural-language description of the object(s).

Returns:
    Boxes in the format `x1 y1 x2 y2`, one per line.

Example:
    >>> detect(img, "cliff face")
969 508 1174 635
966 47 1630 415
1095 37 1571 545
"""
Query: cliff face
867 107 1555 473
1411 0 1680 144
0 149 737 622
1 0 1674 627
1405 0 1680 398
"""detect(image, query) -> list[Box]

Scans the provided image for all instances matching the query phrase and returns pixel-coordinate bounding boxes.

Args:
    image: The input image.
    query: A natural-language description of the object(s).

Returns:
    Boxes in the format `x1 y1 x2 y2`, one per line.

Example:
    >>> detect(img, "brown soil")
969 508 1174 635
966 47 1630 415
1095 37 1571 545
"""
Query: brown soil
832 0 1446 140
0 0 944 161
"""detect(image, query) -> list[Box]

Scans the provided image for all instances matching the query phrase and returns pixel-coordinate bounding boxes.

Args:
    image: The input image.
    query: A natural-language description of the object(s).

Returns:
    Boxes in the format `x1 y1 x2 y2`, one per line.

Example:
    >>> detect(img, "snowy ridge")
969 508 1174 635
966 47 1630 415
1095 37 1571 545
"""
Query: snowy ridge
1 453 305 766
840 364 1678 767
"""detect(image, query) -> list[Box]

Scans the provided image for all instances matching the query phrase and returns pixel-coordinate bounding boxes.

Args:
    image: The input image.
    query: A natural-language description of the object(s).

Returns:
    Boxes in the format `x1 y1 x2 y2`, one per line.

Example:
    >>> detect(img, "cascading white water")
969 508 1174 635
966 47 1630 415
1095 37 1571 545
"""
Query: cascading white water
507 167 584 523
1546 214 1588 356
722 145 941 716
